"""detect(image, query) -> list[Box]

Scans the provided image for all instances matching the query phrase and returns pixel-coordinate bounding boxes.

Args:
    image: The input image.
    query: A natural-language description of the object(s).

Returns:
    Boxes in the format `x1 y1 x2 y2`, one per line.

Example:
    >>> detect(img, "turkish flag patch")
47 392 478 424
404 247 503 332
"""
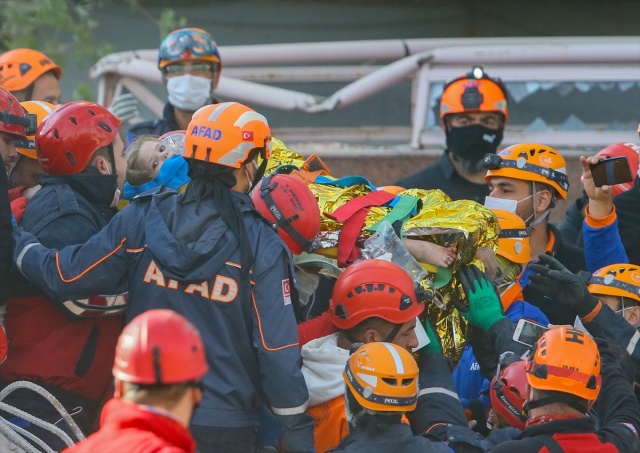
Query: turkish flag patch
242 131 254 141
282 279 291 305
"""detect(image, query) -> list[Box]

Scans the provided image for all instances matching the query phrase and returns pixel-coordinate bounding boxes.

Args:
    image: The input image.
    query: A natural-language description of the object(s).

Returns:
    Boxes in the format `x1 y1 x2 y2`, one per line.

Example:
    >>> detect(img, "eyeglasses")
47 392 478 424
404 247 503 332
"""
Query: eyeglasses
165 63 214 77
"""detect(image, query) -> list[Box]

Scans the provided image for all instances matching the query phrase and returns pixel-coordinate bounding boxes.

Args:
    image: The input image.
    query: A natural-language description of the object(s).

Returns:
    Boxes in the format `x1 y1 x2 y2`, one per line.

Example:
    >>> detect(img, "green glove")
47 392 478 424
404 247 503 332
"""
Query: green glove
457 264 506 330
422 317 443 355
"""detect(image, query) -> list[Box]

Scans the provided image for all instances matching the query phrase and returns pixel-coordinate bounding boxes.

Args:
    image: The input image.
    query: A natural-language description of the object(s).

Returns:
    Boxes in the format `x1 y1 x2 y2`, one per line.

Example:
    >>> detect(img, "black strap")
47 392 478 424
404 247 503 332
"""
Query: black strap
531 434 565 453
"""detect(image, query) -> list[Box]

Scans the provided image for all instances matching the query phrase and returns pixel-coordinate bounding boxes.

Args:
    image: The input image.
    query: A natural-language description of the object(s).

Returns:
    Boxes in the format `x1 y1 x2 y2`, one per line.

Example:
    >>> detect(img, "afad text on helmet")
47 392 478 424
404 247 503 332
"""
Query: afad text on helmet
143 260 238 303
190 125 222 140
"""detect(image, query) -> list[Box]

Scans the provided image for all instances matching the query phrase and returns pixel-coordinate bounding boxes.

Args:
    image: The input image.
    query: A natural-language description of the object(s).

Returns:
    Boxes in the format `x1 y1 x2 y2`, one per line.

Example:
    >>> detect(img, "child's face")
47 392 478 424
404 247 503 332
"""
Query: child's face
137 140 170 178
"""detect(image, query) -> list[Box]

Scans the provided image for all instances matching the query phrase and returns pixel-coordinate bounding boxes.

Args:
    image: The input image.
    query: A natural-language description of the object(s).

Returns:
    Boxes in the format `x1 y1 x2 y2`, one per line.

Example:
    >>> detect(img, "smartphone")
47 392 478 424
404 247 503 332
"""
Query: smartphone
512 318 549 347
590 156 634 188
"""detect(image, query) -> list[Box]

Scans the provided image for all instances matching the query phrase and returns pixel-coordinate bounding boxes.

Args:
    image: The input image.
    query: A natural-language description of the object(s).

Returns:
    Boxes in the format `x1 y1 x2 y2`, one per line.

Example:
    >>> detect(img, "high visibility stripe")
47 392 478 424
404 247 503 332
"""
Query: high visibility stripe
233 111 268 128
418 387 460 401
271 398 309 416
16 243 39 272
206 102 233 122
627 331 640 355
55 238 127 283
382 342 404 374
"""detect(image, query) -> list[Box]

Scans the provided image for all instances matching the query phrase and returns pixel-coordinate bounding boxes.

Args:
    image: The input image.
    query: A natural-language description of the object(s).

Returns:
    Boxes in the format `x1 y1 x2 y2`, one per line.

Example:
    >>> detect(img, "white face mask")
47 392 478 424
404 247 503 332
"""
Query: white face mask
484 195 532 213
167 75 211 112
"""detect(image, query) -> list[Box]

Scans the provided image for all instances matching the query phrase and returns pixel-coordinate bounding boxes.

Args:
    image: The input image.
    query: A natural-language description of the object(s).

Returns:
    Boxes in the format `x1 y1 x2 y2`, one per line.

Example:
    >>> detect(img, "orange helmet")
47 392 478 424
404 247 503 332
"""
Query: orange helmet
525 326 601 401
492 209 531 264
484 143 569 199
586 264 640 304
440 65 508 122
0 48 62 92
580 143 639 196
0 87 29 139
251 173 321 255
344 342 419 413
113 309 208 385
36 101 120 175
184 102 271 168
15 101 56 159
329 259 424 330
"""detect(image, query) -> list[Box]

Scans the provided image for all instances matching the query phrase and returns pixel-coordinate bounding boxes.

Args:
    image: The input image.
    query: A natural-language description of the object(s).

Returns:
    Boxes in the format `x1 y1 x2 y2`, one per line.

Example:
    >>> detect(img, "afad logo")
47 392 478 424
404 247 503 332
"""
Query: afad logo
190 125 222 140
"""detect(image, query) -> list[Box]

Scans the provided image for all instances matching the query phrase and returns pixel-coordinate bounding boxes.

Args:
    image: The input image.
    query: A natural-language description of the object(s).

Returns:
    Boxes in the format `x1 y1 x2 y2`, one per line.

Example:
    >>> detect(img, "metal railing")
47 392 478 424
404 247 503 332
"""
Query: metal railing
90 36 640 150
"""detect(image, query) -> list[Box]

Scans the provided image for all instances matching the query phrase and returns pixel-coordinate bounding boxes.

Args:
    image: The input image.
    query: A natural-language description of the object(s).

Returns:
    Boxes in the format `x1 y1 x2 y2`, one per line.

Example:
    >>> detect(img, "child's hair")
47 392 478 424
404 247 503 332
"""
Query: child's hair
126 134 160 186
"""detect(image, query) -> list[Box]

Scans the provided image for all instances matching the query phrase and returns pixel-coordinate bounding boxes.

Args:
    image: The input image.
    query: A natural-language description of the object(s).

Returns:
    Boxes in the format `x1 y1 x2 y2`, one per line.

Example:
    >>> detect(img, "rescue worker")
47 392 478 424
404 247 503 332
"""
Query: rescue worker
328 342 453 453
1 101 127 450
0 87 29 305
13 101 315 453
483 142 586 324
8 101 55 224
0 47 138 127
0 48 62 105
9 101 55 190
126 28 222 143
0 87 30 174
63 309 207 453
528 255 640 398
397 65 508 204
454 264 640 452
453 209 548 433
302 258 424 452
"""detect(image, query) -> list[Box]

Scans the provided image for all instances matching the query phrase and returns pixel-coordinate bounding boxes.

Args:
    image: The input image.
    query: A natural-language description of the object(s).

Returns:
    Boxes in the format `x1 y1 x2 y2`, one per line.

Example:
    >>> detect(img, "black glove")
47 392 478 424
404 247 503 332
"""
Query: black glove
528 253 599 318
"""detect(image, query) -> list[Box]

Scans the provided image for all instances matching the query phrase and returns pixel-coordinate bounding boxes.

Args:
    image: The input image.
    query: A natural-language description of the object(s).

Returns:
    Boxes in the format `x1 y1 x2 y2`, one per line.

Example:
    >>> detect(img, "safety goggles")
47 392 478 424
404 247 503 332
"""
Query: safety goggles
160 30 219 61
483 153 569 192
164 63 215 77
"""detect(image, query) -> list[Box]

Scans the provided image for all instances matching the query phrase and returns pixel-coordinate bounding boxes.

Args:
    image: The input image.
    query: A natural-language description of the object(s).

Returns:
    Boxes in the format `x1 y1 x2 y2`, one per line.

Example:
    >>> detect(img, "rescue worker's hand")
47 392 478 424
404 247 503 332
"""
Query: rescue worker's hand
528 253 599 318
108 93 139 123
457 264 505 330
419 317 443 355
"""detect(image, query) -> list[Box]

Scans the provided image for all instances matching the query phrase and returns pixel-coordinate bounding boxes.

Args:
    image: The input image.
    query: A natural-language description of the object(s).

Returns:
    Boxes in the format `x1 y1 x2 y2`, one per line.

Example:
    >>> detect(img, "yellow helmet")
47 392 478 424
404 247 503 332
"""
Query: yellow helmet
344 342 419 413
484 143 569 199
15 101 56 159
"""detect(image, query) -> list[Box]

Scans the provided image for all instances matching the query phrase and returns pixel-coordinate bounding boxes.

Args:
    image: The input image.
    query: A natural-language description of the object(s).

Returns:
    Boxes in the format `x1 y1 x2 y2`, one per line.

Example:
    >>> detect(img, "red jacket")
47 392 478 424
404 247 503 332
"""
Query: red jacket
63 398 196 453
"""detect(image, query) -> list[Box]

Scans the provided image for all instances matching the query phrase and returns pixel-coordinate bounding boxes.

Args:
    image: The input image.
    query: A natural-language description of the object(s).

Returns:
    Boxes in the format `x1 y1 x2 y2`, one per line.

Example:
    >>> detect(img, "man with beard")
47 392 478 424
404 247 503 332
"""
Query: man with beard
397 66 508 204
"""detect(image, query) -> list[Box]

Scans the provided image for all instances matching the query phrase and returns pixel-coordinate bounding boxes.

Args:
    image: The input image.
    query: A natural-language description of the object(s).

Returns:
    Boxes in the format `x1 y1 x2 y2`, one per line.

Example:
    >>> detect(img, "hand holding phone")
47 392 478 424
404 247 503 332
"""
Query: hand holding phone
512 318 548 347
590 156 633 188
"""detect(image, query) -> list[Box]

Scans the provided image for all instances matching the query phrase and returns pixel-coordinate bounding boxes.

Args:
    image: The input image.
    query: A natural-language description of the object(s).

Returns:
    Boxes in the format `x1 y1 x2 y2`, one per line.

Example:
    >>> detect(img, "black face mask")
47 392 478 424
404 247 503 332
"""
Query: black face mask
446 124 504 164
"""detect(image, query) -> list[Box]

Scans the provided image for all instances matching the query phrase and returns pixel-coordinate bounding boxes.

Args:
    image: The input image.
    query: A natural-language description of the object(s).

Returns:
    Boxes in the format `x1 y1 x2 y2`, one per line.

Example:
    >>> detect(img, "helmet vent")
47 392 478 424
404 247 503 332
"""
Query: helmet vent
66 151 76 167
69 116 77 125
365 283 374 292
334 304 348 319
98 121 112 132
382 377 398 386
401 378 414 386
19 63 31 76
87 109 96 116
53 128 59 139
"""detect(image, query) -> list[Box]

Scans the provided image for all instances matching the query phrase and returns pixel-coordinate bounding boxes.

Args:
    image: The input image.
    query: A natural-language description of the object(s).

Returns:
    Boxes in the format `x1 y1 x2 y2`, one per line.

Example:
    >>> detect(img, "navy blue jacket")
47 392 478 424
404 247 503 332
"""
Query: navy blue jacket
14 185 314 451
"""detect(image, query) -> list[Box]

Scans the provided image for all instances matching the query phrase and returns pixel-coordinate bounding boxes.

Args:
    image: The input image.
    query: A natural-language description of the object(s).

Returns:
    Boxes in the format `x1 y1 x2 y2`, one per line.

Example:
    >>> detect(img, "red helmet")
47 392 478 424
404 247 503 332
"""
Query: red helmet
580 142 639 196
251 173 321 255
490 359 529 430
35 101 120 175
113 309 208 385
330 259 424 330
0 87 29 139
